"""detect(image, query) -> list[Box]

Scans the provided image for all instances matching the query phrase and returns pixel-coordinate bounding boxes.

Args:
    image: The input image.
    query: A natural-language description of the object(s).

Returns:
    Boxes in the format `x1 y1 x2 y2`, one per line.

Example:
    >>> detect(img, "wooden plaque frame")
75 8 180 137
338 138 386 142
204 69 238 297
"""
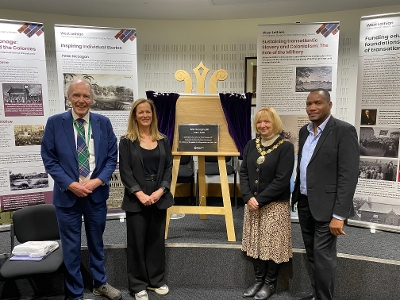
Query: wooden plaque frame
165 95 239 242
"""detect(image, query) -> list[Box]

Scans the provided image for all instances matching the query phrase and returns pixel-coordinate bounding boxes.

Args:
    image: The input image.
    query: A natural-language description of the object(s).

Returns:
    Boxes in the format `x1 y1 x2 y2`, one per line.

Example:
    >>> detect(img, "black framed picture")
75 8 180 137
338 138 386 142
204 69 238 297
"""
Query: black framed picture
244 57 257 106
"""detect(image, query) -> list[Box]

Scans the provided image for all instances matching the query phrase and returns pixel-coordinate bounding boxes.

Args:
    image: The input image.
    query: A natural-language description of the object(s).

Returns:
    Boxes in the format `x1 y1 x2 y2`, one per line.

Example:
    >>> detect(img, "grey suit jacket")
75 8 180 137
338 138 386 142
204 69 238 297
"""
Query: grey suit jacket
292 116 360 222
119 135 174 212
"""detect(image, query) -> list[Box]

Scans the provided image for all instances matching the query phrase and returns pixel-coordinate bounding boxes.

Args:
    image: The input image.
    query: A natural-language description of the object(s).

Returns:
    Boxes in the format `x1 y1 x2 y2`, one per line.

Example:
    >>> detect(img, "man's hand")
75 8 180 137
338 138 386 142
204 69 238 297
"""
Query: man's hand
247 197 259 211
68 182 92 197
82 178 103 192
329 218 345 236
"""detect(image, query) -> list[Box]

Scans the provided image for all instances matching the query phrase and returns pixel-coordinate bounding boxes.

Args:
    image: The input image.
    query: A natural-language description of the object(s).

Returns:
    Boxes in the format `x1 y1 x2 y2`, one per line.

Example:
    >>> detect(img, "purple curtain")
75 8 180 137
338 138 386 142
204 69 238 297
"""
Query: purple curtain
219 93 252 158
145 91 180 146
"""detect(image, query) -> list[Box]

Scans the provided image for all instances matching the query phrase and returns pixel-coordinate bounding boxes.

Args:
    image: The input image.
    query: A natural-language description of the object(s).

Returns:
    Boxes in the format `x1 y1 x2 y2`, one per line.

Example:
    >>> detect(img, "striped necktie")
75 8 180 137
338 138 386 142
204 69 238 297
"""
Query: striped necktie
76 118 90 178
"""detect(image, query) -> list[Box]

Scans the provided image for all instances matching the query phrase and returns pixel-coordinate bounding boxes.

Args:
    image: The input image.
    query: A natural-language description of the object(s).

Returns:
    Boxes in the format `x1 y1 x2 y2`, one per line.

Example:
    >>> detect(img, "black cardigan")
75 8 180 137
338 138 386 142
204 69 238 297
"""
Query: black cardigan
239 136 294 207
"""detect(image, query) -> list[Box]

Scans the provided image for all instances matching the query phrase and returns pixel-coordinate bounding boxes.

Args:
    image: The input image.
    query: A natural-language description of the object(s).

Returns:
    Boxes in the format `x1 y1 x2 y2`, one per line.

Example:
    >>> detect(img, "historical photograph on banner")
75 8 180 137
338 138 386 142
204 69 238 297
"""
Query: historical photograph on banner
63 74 134 112
350 13 400 231
0 20 52 217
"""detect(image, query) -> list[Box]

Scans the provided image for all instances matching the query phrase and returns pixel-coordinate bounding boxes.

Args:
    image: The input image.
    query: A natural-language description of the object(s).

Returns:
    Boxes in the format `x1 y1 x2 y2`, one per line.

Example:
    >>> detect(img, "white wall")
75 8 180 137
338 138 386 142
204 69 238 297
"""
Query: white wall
1 5 400 123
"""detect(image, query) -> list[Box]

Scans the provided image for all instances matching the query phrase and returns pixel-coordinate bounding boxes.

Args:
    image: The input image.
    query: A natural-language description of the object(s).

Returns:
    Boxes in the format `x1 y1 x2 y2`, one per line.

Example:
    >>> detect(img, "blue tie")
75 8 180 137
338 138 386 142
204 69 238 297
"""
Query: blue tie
76 118 90 178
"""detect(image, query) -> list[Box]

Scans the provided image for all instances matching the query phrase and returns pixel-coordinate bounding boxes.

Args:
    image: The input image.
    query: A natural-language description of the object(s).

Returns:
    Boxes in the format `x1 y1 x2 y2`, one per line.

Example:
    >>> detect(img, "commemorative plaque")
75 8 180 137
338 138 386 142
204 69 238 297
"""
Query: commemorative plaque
178 124 219 152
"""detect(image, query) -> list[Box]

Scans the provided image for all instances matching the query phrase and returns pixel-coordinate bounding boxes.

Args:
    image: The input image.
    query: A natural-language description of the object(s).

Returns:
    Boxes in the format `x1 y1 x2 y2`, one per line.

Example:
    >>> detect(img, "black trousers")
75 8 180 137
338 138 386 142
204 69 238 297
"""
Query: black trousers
297 194 337 300
125 182 167 294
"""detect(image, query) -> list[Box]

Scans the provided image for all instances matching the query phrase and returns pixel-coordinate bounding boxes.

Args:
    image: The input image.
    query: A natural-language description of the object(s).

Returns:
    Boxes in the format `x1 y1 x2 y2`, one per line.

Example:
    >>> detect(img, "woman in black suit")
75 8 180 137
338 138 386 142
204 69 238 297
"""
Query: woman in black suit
119 98 174 300
240 107 294 300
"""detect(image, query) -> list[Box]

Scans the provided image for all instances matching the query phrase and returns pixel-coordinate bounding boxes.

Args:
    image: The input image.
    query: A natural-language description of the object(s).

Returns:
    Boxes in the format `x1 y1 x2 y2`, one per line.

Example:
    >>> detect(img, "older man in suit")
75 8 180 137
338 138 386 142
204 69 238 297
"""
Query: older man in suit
292 88 359 300
41 79 121 300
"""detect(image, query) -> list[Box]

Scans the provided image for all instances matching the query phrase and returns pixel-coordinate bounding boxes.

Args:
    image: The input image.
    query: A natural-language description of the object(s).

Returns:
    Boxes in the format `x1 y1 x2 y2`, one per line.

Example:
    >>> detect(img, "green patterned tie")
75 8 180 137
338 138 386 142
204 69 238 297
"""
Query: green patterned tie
76 118 90 177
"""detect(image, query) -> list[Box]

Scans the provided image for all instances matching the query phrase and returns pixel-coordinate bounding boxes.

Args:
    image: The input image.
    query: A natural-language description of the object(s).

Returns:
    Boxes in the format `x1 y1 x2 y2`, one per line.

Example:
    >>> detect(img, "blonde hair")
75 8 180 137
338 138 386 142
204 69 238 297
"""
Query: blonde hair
123 98 163 142
253 107 283 135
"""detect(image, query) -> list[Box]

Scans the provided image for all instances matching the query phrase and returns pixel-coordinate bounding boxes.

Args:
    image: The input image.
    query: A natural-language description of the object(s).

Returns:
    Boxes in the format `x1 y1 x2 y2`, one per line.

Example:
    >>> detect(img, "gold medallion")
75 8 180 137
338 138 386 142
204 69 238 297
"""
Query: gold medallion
255 136 286 165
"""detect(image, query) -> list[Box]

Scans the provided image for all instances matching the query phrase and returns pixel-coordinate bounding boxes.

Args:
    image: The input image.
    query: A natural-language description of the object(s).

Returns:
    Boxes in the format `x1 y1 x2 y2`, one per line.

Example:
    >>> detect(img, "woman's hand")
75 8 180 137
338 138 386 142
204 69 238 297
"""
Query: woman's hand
247 197 259 211
134 190 153 206
149 188 164 204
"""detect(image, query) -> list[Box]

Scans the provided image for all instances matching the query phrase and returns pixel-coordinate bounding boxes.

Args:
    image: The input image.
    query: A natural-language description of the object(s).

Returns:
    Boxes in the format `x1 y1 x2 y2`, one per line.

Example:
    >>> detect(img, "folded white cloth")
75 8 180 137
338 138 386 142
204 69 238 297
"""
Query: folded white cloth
12 241 59 258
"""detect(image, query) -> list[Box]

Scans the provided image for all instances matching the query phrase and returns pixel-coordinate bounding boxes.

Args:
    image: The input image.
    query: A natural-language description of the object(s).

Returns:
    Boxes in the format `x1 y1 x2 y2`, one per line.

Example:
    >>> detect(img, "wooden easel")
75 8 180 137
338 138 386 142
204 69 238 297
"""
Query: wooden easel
165 95 239 242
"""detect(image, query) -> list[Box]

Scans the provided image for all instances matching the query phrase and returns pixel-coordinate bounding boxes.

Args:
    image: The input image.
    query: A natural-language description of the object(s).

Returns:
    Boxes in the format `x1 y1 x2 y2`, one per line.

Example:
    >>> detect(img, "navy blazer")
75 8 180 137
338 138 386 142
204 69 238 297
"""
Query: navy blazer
41 110 118 208
119 135 174 212
292 116 360 222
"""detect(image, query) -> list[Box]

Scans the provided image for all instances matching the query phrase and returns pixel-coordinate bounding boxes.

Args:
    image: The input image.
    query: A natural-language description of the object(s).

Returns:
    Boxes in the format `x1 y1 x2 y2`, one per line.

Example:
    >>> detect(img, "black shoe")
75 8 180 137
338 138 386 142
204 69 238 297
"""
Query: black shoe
242 282 264 298
300 295 317 300
254 283 276 300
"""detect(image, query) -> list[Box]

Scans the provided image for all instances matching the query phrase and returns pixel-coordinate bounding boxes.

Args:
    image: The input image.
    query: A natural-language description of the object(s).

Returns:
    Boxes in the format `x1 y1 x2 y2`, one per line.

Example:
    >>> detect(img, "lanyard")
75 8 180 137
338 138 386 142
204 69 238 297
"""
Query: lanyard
73 119 91 148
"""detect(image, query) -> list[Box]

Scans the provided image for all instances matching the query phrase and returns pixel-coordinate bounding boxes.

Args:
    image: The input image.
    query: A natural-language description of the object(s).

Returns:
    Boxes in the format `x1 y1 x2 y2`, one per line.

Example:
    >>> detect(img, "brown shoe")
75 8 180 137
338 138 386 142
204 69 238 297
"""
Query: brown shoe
93 283 122 300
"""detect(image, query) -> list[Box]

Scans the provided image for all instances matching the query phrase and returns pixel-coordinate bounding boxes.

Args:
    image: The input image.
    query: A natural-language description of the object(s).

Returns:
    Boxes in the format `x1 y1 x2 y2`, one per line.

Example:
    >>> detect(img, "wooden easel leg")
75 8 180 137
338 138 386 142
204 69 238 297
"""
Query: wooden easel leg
165 155 180 239
165 209 171 239
198 156 207 219
218 156 236 242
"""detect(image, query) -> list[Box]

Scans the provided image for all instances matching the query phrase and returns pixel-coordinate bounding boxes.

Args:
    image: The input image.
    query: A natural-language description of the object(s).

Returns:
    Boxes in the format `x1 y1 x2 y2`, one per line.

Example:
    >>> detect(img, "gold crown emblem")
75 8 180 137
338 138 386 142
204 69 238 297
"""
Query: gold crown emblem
175 61 228 94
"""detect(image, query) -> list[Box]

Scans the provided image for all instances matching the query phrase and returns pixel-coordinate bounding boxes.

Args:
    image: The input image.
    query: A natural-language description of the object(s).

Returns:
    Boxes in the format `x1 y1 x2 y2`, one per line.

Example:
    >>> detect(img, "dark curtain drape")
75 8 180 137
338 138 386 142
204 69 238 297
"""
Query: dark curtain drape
219 92 252 158
145 91 180 146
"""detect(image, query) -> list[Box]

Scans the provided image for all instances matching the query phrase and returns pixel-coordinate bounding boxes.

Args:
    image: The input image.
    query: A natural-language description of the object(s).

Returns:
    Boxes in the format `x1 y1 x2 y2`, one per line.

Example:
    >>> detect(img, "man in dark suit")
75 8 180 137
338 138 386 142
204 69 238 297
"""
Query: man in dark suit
292 88 359 300
41 79 121 300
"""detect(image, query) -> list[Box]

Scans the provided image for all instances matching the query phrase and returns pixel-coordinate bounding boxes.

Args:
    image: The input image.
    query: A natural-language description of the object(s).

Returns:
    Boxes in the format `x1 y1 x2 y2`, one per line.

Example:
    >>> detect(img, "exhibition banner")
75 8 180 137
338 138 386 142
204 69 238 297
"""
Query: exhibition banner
256 22 340 157
350 12 400 232
257 23 339 114
54 24 139 212
0 19 52 214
